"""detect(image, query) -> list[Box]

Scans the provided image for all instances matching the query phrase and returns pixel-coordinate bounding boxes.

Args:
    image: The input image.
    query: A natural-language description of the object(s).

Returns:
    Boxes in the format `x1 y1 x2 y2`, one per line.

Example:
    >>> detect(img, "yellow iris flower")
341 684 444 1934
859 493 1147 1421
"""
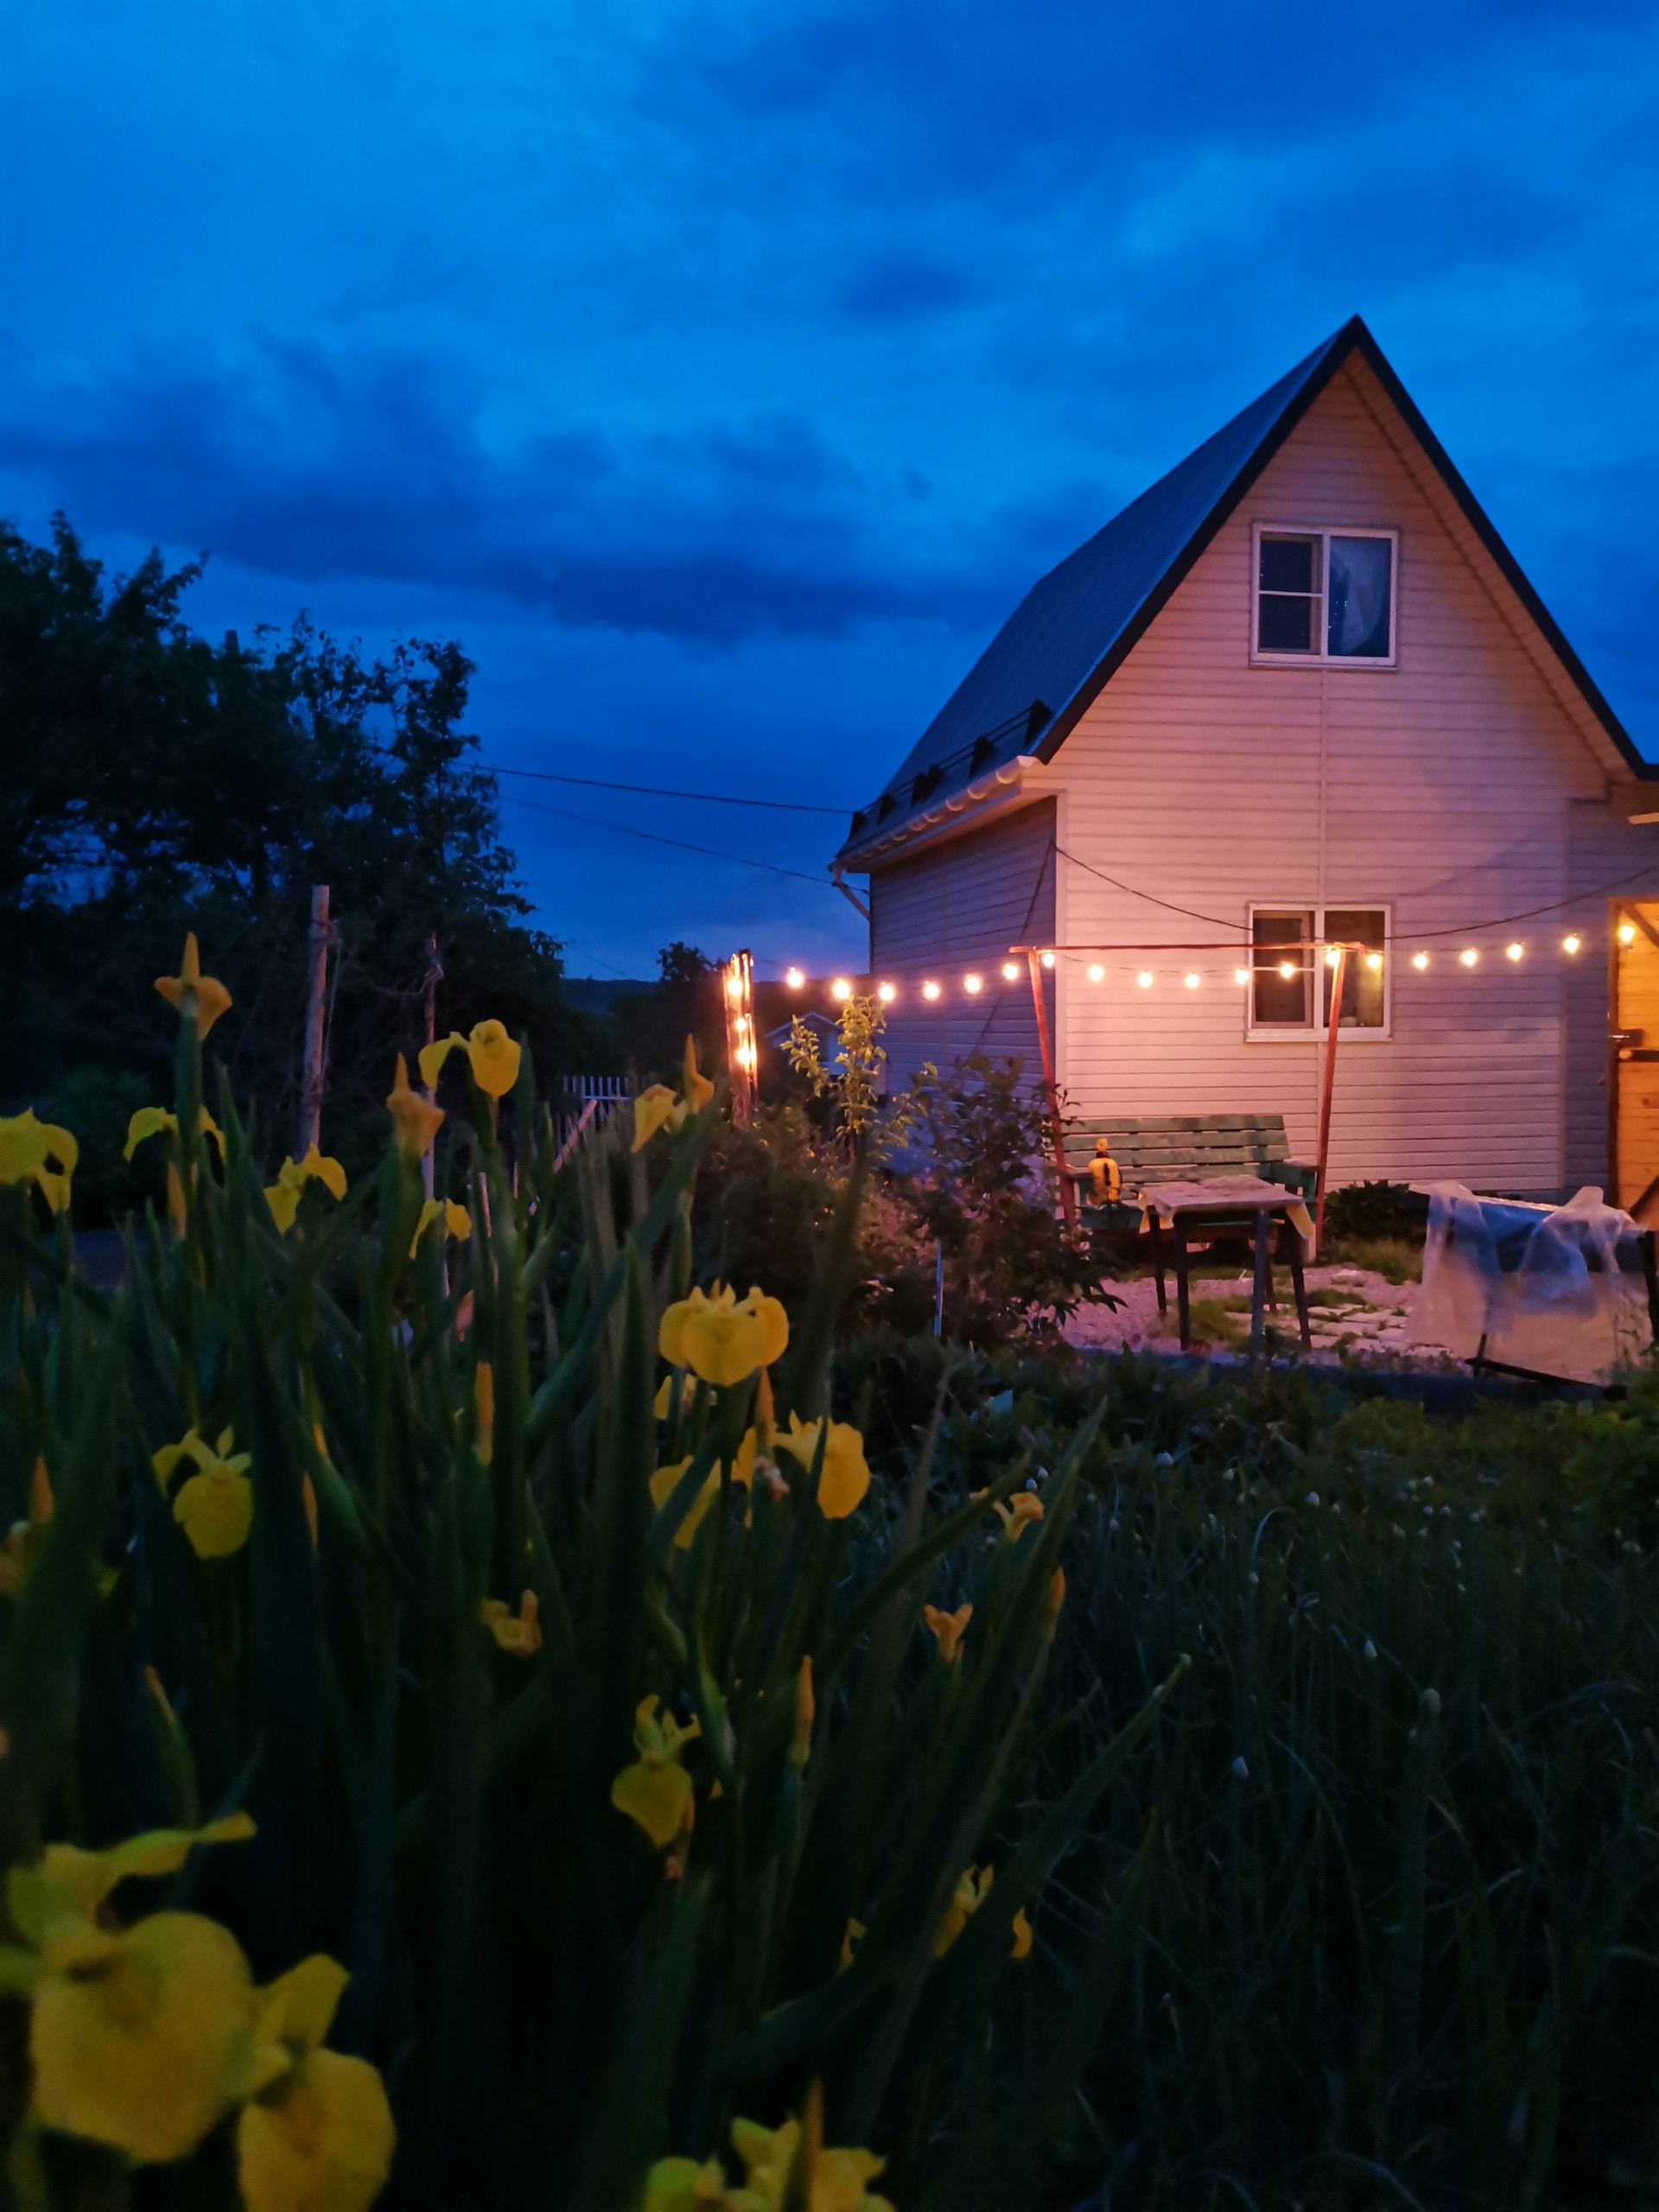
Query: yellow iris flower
774 1414 872 1521
611 1694 702 1848
154 1426 254 1559
643 2158 729 2212
264 1147 348 1233
155 932 233 1038
418 1018 522 1099
0 1108 79 1213
649 1429 759 1548
730 2098 893 2212
385 1055 444 1160
972 1488 1046 1543
921 1602 972 1663
124 1104 226 1162
409 1195 470 1255
659 1283 787 1388
238 1952 397 2212
632 1037 716 1151
1011 1909 1033 1961
480 1591 542 1656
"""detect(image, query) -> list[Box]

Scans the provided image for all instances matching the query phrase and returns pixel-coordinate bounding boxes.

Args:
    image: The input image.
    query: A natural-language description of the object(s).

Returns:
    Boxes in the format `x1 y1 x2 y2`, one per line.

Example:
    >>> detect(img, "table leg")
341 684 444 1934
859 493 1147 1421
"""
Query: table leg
1174 1225 1192 1350
1147 1213 1167 1318
1249 1209 1271 1354
1286 1219 1312 1351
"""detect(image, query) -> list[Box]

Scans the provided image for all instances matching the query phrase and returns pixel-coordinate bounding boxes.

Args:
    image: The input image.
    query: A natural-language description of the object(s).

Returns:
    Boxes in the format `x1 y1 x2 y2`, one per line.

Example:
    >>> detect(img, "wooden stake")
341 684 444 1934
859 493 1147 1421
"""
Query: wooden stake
1313 944 1344 1259
1027 950 1077 1228
299 886 331 1158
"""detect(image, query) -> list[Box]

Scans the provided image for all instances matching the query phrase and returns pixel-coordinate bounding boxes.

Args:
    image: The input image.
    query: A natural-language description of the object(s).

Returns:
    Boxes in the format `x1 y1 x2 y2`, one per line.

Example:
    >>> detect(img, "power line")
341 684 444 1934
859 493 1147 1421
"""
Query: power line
497 766 850 816
500 791 837 888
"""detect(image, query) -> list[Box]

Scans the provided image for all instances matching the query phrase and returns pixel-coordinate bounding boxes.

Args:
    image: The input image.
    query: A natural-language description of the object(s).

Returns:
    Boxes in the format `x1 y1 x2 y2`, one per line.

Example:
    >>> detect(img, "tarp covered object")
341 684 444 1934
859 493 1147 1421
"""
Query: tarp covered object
1408 1184 1654 1382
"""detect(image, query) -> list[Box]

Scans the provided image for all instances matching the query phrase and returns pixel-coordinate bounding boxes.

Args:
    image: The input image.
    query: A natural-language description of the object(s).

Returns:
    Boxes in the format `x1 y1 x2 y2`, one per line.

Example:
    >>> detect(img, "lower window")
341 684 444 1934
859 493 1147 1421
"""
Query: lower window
1249 907 1388 1034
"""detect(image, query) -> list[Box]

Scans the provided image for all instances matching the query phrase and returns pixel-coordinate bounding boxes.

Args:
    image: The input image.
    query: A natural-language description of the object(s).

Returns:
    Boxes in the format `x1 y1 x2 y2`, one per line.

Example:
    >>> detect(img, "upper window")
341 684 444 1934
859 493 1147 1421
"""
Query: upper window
1253 526 1396 664
1249 906 1389 1037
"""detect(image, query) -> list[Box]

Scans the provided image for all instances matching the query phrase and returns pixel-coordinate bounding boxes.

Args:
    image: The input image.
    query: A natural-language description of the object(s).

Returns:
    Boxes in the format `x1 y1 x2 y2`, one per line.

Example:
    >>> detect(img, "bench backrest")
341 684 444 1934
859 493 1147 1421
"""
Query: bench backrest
1055 1113 1294 1189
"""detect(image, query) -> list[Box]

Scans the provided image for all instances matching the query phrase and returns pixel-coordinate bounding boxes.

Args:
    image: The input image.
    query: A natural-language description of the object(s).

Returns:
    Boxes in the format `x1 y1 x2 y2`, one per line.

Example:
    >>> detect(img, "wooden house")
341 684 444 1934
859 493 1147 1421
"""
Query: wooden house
832 317 1659 1205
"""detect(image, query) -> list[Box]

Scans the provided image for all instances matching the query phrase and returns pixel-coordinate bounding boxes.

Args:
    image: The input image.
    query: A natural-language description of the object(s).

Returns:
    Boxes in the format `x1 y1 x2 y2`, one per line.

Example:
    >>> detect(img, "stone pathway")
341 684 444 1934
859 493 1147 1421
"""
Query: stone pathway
1064 1262 1463 1369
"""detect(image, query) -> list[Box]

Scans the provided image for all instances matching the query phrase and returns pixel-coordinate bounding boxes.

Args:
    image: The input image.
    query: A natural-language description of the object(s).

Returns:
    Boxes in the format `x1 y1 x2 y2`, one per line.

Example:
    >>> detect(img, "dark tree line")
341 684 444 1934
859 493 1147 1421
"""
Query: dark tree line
1 515 623 1216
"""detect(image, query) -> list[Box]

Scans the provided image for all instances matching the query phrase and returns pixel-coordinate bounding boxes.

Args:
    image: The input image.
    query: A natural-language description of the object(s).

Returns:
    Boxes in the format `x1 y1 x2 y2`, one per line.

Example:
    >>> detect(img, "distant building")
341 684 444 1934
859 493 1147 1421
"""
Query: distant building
833 317 1659 1205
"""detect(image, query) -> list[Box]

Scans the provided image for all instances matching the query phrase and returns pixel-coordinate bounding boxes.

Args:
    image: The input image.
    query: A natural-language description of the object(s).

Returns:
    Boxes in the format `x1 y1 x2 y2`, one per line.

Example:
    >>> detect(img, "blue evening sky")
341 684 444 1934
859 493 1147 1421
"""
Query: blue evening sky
3 0 1656 978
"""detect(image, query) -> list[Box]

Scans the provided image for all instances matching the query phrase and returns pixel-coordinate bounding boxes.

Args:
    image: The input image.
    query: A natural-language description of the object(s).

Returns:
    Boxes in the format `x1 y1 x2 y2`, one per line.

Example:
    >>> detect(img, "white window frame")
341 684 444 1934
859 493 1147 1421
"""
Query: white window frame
1250 524 1399 668
1245 903 1393 1043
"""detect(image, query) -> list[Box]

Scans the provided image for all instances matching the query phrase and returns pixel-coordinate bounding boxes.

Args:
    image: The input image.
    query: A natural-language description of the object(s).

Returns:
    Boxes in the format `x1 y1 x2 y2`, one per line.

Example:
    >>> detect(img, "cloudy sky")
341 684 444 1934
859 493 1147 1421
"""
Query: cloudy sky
3 0 1656 977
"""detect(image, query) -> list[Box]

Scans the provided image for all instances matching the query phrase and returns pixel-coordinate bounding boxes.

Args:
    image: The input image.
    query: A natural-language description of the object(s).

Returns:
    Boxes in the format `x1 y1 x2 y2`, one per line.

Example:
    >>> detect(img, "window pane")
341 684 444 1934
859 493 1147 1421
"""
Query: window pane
1327 537 1392 658
1322 909 1386 1027
1260 536 1315 593
1252 912 1313 1027
1257 594 1314 652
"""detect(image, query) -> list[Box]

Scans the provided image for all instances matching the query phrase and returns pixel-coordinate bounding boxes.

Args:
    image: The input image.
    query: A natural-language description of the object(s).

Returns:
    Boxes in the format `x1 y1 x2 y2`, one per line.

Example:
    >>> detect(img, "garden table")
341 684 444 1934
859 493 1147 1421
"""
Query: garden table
1137 1176 1314 1354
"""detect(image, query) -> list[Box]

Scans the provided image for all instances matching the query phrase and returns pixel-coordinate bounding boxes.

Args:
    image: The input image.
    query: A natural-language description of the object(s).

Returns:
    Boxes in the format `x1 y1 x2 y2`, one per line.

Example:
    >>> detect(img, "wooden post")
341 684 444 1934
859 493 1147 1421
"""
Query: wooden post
722 950 756 1127
1027 949 1077 1227
1313 943 1345 1259
299 887 331 1158
422 931 441 1200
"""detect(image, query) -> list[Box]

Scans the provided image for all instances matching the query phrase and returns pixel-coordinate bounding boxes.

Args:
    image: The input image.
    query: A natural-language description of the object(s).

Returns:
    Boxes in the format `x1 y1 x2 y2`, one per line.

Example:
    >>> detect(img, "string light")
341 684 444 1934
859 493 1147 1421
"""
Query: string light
725 972 743 1001
1278 961 1296 981
785 967 804 988
831 977 851 1001
1562 935 1580 956
1619 922 1637 945
1412 951 1429 970
1235 967 1250 985
877 981 896 1002
1040 950 1056 969
1088 963 1104 982
1137 970 1153 988
1185 972 1200 988
1325 947 1340 968
922 980 941 1001
1001 961 1020 982
736 1045 756 1070
1505 942 1524 963
1460 949 1478 967
963 973 982 994
1365 951 1382 970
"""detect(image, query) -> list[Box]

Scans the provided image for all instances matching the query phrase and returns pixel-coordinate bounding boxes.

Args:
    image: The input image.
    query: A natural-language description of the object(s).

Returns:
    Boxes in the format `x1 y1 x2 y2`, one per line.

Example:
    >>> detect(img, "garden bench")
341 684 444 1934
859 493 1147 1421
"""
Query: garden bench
1052 1113 1317 1223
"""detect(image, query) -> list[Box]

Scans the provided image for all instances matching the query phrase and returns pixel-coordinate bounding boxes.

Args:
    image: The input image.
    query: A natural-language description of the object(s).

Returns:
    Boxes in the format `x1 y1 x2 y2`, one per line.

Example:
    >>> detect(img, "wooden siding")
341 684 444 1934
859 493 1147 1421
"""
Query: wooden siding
1025 354 1659 1198
868 799 1056 1091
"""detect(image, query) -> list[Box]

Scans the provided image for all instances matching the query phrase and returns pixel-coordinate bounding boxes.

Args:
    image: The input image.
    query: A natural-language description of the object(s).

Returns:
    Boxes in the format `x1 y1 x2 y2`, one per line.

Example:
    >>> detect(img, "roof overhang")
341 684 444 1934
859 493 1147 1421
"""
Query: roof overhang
836 755 1046 872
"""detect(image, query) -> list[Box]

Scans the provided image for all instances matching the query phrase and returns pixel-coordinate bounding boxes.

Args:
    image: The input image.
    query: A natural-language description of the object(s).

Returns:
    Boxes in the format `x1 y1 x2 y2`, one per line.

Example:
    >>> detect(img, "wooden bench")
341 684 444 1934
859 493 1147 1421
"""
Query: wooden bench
1053 1113 1317 1224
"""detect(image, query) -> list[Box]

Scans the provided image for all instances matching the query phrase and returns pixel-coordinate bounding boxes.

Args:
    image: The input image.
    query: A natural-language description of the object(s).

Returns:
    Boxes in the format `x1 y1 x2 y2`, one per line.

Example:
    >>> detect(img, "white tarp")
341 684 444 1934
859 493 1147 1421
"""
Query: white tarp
1408 1183 1653 1382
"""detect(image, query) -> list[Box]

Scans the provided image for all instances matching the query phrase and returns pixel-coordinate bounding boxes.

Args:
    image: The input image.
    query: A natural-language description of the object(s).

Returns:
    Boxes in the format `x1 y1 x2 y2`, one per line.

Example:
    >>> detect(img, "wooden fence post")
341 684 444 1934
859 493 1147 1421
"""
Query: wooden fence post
299 886 331 1158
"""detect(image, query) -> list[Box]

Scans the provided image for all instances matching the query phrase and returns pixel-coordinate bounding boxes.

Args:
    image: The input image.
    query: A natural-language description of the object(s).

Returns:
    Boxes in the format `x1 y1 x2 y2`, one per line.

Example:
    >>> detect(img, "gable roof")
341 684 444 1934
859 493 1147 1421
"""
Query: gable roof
836 315 1652 867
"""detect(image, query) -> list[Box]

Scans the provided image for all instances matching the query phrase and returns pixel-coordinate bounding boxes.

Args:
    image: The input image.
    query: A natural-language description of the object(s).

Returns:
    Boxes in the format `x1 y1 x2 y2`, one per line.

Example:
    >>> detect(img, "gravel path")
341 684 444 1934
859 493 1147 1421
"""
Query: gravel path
1063 1262 1463 1369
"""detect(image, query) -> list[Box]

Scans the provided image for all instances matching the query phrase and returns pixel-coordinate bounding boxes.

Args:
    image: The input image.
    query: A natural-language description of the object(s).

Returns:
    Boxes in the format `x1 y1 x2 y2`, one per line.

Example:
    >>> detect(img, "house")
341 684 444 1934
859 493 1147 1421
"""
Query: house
832 316 1659 1206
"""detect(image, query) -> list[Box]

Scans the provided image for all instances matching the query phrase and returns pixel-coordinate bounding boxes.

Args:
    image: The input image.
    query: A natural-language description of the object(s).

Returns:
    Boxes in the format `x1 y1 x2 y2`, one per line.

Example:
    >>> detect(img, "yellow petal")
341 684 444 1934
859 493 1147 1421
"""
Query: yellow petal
443 1198 470 1237
678 1303 766 1389
1011 1909 1033 1960
409 1198 442 1255
644 2155 729 2212
658 1289 705 1367
480 1591 542 1656
30 1910 259 2163
174 1466 254 1558
465 1020 521 1098
612 1759 693 1848
238 2046 396 2212
386 1054 444 1160
294 1147 347 1200
683 1036 715 1116
417 1033 464 1091
124 1105 176 1160
0 1110 78 1202
649 1459 715 1548
922 1602 972 1663
256 1954 349 2058
778 1418 871 1521
653 1374 675 1420
633 1084 681 1153
727 1428 758 1489
267 1181 302 1234
741 1287 789 1369
155 934 232 1038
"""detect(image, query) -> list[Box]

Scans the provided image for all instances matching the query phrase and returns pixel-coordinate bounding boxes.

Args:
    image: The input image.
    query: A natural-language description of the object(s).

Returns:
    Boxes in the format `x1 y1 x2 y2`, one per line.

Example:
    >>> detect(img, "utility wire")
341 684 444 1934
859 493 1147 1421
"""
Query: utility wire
500 791 836 889
497 766 850 816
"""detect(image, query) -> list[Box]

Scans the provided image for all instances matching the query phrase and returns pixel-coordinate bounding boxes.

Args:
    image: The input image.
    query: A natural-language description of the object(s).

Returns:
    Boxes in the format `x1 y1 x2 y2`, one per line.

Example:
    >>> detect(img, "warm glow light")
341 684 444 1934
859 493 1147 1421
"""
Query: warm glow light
1561 936 1580 956
1040 950 1056 969
1412 951 1429 970
1001 961 1020 982
1279 960 1296 981
737 1046 756 1070
922 980 941 1001
1620 922 1637 945
963 973 982 994
785 967 804 989
831 977 852 1001
726 972 743 1001
1325 947 1340 968
1505 942 1524 963
1088 963 1104 982
1235 967 1250 985
1365 951 1382 971
1460 949 1478 968
734 1014 748 1034
1137 970 1153 989
877 981 896 1002
1185 972 1200 988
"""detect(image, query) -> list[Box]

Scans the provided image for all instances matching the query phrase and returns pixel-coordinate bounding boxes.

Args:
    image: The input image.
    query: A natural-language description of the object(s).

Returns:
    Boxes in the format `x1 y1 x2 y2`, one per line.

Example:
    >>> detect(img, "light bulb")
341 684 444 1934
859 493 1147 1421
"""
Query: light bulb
1412 951 1429 970
734 1014 747 1034
831 977 852 1001
1325 947 1340 968
1561 936 1580 956
1365 951 1382 971
737 1046 756 1070
785 966 804 989
1279 961 1296 981
1137 970 1153 989
1460 949 1478 968
1001 961 1020 982
1088 963 1104 982
963 973 982 994
1185 972 1200 989
1235 967 1250 985
726 973 742 1001
1505 942 1523 962
1040 950 1056 969
877 982 896 1003
922 980 941 1001
1620 922 1637 945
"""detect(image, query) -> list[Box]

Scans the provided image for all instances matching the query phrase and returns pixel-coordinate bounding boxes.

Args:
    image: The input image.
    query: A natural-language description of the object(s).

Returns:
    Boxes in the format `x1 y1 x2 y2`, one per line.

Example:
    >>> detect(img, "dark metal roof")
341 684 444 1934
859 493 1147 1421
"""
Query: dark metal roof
838 315 1652 864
